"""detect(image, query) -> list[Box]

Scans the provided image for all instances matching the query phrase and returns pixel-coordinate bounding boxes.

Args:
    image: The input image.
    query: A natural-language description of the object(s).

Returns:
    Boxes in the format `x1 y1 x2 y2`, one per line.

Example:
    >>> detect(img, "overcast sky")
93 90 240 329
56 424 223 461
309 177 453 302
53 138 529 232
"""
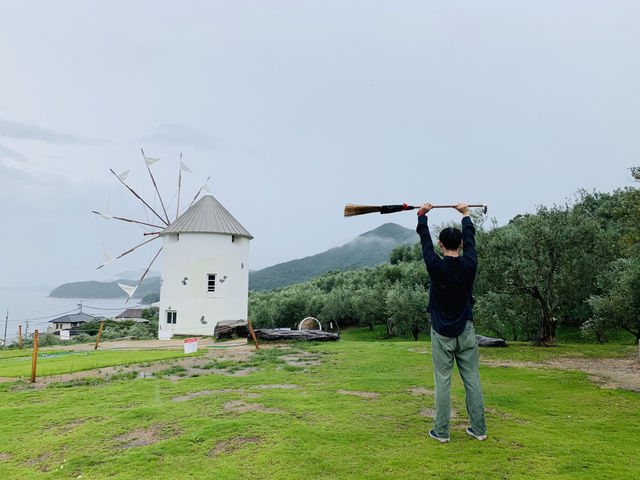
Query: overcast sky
1 1 638 288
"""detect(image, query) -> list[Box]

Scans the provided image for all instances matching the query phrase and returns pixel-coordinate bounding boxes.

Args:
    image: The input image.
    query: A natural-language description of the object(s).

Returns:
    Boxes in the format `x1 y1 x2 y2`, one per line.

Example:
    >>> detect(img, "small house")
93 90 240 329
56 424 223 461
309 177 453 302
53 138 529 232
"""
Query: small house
47 312 105 335
115 308 149 324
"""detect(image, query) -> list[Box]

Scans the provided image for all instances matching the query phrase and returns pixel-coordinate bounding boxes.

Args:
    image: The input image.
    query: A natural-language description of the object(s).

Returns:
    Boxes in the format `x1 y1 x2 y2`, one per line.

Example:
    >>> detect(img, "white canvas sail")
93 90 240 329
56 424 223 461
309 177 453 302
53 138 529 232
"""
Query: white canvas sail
99 202 113 220
118 283 137 299
144 156 160 166
180 160 192 173
103 248 114 266
117 169 130 182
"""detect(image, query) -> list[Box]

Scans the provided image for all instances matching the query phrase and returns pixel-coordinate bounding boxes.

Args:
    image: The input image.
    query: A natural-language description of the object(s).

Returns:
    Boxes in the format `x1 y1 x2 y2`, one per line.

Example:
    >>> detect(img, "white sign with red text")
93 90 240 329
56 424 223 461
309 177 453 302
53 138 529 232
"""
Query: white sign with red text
184 337 198 354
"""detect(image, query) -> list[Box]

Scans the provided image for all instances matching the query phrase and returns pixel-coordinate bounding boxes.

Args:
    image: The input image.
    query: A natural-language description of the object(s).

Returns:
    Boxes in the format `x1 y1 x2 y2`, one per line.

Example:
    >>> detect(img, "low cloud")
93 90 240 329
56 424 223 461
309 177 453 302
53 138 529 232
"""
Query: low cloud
0 118 101 145
138 123 218 149
0 144 27 162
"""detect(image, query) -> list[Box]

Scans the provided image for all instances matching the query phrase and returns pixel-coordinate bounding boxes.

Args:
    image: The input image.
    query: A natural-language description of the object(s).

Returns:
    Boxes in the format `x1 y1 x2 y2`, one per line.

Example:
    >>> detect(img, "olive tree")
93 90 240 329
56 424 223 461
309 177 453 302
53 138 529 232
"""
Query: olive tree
481 206 607 345
385 284 428 341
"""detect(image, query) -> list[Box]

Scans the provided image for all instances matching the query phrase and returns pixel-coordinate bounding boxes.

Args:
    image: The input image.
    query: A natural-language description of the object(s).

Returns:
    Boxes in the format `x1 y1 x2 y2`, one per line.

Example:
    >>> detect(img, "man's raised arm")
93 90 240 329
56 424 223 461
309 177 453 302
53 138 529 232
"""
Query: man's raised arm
416 202 440 268
455 203 477 266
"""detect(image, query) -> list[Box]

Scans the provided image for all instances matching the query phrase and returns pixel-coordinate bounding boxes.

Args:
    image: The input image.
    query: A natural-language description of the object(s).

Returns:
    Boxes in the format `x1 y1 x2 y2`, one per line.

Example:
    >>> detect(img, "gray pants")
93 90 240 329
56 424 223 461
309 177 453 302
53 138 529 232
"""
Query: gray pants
431 320 486 437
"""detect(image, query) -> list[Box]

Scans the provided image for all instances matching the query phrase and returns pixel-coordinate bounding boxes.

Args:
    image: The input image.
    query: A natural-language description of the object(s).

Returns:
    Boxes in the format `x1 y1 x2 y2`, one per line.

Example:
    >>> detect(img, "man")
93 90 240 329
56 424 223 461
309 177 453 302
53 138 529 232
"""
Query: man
416 202 486 443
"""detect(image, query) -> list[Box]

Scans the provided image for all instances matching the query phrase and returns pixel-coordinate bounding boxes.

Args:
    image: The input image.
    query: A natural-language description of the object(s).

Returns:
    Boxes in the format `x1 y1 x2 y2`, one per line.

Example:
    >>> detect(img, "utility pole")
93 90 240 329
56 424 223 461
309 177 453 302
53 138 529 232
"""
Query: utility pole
25 320 30 337
3 309 8 349
78 300 83 313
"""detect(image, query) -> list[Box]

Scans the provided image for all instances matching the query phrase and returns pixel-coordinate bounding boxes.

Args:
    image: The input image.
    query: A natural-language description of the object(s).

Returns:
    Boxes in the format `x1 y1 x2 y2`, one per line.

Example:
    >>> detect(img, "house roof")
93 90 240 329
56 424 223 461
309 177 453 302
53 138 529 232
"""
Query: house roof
48 312 101 324
116 308 145 319
162 195 252 239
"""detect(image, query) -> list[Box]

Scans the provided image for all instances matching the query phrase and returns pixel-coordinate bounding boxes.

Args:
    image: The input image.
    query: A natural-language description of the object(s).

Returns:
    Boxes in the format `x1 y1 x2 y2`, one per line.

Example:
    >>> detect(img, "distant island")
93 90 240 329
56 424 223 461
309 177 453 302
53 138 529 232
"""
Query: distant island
50 223 418 296
49 277 161 299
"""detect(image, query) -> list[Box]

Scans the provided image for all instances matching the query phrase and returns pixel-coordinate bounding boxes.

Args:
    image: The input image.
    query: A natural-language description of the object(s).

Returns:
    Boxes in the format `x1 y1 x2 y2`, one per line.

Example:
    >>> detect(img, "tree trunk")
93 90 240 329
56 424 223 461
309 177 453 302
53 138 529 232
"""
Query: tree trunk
535 298 557 346
385 319 392 337
411 328 419 341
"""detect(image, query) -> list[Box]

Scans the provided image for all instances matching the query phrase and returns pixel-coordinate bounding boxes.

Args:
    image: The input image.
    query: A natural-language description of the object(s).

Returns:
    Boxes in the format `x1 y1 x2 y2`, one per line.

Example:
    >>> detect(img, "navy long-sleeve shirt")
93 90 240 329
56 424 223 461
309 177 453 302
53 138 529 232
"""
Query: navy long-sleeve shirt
416 215 477 338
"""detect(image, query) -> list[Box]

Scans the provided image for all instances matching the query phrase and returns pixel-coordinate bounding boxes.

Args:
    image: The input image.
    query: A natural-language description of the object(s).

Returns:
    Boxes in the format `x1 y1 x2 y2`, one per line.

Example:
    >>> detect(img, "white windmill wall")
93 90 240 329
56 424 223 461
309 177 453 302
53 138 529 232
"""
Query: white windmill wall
158 232 250 336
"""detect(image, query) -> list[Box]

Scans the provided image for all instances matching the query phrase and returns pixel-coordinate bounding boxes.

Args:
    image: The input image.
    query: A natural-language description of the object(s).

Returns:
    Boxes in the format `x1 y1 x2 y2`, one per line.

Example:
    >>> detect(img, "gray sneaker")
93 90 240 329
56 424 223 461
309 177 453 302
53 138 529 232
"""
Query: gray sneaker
429 429 450 443
466 427 486 441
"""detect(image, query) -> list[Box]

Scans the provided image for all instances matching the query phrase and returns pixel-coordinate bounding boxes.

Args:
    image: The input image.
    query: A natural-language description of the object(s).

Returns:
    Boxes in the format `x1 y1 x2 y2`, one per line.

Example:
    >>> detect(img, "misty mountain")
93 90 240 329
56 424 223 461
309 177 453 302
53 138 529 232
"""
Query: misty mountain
249 223 417 291
49 276 161 299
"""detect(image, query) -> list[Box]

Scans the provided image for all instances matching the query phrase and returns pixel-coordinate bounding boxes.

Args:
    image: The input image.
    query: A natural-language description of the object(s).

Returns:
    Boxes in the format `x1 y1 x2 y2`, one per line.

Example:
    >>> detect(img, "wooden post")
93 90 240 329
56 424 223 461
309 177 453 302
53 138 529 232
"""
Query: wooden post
31 330 38 383
247 319 259 350
2 308 8 349
19 325 22 350
94 321 104 350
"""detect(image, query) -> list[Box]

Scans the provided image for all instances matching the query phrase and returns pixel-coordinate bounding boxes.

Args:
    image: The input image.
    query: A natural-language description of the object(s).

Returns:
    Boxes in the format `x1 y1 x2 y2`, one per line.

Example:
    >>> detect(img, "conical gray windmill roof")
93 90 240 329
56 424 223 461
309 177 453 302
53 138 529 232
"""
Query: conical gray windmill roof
162 195 253 239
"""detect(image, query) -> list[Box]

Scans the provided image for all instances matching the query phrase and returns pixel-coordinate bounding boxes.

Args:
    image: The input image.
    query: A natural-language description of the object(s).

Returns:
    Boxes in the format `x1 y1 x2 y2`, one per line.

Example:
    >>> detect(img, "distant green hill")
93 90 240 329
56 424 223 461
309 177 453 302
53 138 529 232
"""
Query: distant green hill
49 276 161 299
249 223 417 291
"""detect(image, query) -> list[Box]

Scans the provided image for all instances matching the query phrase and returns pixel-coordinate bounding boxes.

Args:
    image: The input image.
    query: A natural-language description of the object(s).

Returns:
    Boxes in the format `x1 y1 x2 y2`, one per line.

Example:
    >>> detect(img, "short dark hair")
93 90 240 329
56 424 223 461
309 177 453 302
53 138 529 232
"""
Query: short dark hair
439 227 462 251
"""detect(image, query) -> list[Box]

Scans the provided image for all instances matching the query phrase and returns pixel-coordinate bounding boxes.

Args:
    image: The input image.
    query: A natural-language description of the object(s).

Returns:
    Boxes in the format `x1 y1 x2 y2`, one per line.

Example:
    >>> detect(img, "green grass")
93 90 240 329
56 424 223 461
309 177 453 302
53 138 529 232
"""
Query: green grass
0 332 638 479
0 349 202 378
0 349 68 359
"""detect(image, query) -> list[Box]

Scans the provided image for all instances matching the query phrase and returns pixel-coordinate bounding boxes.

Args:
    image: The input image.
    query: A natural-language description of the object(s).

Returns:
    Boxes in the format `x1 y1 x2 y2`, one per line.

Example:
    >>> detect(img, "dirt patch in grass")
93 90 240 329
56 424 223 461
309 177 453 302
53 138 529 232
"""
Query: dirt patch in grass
251 384 299 390
482 356 640 392
24 453 51 472
171 389 240 402
222 400 284 414
111 423 181 448
485 407 511 418
337 389 379 399
209 436 261 456
205 367 258 377
406 387 434 396
280 352 324 367
0 453 12 461
171 384 300 402
44 417 97 432
419 408 458 418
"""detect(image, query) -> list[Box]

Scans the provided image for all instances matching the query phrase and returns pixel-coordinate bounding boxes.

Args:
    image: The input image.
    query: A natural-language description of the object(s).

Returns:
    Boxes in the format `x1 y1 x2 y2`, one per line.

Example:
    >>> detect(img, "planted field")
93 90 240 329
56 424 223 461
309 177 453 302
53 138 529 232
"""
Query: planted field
0 333 638 479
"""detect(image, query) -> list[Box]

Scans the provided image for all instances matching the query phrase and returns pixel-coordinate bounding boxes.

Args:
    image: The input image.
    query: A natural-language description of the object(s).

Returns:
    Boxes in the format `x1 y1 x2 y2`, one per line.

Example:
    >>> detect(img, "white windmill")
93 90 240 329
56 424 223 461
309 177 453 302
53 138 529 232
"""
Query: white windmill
94 150 252 337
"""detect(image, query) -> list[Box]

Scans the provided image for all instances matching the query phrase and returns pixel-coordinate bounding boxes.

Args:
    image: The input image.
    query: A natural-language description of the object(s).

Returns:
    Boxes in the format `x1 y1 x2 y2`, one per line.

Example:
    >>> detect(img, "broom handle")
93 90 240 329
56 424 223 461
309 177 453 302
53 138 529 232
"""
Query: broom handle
379 204 486 214
429 204 486 209
380 203 487 214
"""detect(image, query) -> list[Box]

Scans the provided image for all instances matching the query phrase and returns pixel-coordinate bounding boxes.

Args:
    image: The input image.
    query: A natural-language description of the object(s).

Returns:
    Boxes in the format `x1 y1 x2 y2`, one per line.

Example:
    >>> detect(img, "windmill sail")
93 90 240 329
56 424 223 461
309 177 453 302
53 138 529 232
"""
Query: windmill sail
103 248 114 266
118 283 137 299
144 156 160 166
180 160 192 172
117 169 130 182
99 202 113 220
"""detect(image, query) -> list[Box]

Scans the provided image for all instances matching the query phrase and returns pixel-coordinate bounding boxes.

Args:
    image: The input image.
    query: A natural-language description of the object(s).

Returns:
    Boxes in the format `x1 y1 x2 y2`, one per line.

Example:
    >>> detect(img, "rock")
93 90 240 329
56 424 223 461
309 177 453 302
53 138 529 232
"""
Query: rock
251 329 340 342
476 334 508 347
214 320 250 340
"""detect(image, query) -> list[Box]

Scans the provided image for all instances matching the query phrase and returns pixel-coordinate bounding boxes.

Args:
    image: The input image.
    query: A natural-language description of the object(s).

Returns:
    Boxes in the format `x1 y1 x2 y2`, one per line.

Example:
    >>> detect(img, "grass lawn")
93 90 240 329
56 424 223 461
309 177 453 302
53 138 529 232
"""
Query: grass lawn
0 349 202 378
0 332 638 479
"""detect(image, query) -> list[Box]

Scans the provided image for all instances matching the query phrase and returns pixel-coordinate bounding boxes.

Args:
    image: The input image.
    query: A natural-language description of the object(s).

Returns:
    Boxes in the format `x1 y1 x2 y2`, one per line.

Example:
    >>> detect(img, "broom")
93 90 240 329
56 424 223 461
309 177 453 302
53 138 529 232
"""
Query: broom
344 203 488 217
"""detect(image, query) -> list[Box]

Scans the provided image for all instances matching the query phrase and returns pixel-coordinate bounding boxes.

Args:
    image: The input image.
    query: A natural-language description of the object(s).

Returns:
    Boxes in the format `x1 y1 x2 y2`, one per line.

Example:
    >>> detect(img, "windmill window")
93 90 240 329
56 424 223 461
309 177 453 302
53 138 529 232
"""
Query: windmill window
207 274 216 292
232 235 236 243
166 311 177 325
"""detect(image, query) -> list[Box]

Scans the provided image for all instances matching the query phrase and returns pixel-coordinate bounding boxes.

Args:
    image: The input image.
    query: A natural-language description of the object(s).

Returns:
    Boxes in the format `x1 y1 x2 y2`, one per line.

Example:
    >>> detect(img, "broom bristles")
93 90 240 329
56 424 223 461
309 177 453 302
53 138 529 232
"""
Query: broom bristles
344 204 382 217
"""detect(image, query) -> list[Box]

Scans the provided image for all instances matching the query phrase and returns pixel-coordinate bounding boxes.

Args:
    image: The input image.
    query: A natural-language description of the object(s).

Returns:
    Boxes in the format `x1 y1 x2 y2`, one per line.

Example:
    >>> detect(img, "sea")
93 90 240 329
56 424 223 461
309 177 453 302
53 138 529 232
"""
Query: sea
0 286 146 342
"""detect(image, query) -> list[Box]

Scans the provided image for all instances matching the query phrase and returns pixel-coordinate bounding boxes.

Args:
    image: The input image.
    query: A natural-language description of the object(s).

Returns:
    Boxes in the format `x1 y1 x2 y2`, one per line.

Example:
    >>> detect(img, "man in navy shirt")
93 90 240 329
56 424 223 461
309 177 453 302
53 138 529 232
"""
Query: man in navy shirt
417 202 486 443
